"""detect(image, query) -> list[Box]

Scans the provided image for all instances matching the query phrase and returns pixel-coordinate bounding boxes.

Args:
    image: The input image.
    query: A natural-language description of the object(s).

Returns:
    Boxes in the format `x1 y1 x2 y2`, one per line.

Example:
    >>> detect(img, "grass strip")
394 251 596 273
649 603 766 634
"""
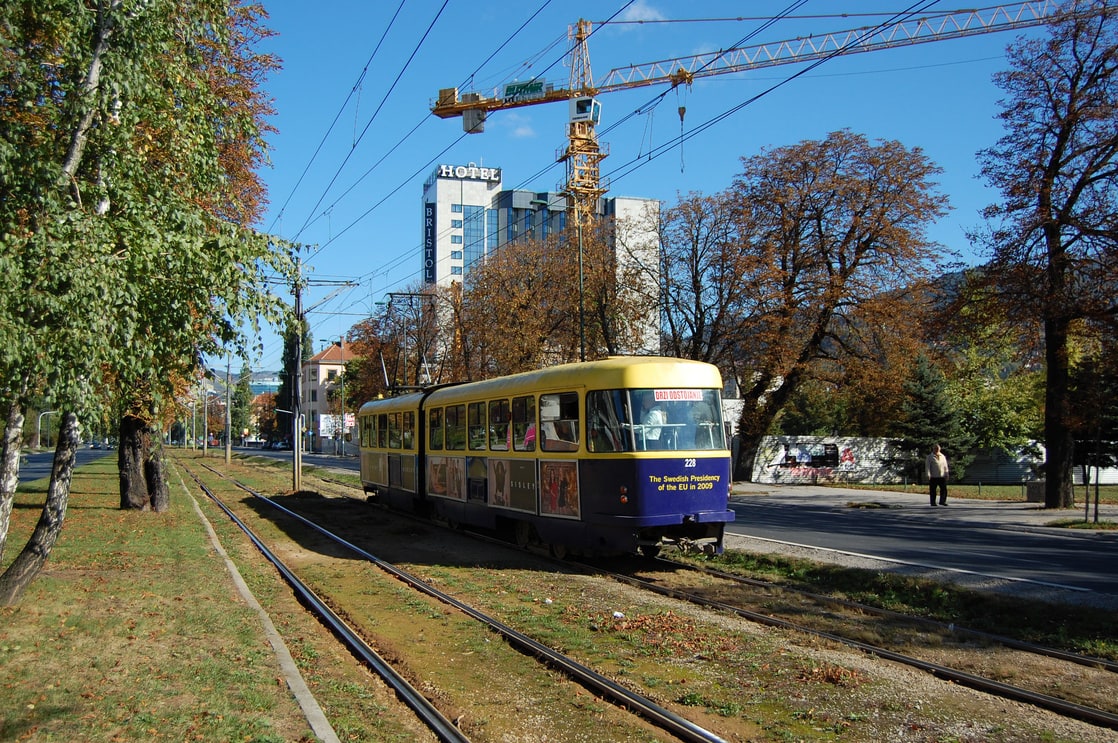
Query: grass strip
0 456 315 742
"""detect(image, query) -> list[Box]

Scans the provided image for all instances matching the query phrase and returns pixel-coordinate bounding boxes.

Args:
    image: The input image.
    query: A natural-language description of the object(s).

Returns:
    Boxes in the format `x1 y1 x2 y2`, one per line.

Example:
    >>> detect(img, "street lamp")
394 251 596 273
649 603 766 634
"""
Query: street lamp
36 410 56 450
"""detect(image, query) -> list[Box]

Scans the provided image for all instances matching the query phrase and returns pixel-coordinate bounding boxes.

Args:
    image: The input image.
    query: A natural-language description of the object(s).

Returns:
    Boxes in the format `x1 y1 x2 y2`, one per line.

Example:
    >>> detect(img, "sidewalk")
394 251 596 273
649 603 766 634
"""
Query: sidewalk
729 481 1118 531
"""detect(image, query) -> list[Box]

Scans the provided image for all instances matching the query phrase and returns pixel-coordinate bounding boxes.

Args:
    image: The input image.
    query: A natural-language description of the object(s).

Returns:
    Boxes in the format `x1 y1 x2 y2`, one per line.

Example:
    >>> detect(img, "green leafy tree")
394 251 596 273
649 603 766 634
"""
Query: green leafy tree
973 0 1118 507
947 343 1044 454
1068 338 1118 482
276 318 311 444
232 363 254 444
0 0 292 604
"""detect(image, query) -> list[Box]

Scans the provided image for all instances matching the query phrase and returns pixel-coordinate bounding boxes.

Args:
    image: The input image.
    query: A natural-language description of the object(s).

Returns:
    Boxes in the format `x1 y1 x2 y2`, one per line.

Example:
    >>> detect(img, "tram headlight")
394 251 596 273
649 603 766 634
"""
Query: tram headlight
619 485 629 504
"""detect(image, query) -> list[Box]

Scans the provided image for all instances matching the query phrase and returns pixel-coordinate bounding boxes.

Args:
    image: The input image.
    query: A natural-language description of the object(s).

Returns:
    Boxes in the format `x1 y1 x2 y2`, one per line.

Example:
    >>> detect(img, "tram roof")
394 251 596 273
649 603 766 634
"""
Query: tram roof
359 357 722 413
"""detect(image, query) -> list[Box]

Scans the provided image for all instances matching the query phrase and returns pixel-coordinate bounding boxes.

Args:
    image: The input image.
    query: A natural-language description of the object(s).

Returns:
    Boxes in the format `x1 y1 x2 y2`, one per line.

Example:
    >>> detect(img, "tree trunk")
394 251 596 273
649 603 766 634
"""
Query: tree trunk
146 439 169 513
119 414 150 509
0 402 26 563
118 413 168 511
1043 315 1076 509
0 411 78 606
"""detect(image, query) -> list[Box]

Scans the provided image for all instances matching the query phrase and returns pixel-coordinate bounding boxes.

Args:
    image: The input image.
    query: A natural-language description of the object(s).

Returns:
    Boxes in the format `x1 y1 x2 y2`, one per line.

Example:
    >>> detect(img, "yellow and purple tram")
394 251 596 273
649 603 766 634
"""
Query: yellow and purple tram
357 356 734 557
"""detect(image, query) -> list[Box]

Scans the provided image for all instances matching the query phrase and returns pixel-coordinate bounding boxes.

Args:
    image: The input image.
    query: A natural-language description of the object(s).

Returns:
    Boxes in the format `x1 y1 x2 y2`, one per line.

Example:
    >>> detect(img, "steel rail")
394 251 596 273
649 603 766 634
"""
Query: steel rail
208 459 1118 730
590 561 1118 732
200 464 729 743
660 557 1118 675
183 466 470 743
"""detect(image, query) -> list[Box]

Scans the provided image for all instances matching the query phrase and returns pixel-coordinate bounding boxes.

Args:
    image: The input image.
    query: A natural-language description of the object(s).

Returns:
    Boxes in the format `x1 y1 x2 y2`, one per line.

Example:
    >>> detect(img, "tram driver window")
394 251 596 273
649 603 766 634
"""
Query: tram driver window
540 392 579 452
587 390 629 452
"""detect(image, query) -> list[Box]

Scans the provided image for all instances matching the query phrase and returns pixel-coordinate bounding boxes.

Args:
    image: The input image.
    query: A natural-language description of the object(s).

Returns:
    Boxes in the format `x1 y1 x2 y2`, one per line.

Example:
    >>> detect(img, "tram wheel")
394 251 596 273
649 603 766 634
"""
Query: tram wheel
638 544 661 558
549 542 568 560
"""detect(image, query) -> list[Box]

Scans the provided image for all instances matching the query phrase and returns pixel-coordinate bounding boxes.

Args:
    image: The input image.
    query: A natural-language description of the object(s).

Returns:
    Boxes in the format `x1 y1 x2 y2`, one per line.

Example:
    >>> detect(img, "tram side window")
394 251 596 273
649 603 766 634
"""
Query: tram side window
388 412 401 449
402 411 415 450
488 399 510 451
428 408 444 451
376 413 388 448
468 401 486 450
446 404 466 450
512 395 536 452
540 392 579 452
360 416 370 448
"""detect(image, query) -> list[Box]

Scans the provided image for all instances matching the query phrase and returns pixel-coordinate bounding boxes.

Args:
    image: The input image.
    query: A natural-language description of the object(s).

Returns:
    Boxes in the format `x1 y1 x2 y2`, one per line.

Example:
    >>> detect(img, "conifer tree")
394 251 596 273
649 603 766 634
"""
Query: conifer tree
895 354 972 481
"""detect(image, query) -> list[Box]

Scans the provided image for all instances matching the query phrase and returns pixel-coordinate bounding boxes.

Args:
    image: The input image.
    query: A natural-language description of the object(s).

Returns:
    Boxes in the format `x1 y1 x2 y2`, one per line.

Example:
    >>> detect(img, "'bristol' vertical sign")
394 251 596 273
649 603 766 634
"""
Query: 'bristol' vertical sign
423 202 436 283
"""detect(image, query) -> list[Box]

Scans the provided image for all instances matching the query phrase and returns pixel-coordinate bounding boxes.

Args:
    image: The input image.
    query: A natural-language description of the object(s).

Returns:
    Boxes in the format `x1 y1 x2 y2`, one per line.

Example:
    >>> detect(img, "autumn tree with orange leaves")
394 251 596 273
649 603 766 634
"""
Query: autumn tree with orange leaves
657 130 951 480
449 217 658 378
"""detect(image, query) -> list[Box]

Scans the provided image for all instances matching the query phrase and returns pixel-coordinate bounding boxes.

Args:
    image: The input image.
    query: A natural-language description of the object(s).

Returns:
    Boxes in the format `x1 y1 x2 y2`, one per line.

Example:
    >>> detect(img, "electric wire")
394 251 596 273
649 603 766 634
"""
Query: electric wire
290 0 452 243
265 0 408 236
602 0 949 188
259 0 999 366
288 0 565 264
296 1 638 265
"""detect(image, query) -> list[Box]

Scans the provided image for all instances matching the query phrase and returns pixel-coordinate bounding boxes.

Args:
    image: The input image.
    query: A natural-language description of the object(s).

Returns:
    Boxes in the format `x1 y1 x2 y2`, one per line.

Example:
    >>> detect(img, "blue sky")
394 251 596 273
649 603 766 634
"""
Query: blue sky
247 0 1054 372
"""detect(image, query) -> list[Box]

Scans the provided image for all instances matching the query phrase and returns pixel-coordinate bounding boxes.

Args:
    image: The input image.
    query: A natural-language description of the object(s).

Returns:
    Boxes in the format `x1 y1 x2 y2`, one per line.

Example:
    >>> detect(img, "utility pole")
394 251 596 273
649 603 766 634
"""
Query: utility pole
225 357 232 464
293 256 303 493
201 376 208 457
340 338 347 457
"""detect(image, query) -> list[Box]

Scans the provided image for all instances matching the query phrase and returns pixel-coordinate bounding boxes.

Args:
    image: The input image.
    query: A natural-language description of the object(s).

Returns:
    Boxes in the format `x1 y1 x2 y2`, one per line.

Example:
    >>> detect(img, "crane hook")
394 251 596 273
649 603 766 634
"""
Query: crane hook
678 106 686 173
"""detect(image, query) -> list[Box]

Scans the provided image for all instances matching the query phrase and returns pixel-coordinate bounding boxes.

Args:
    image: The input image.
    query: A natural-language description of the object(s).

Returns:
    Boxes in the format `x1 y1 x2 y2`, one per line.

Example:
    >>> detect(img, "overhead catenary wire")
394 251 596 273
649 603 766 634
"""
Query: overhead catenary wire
299 1 639 264
274 0 575 300
330 0 819 272
258 0 1022 368
289 0 452 244
265 0 409 236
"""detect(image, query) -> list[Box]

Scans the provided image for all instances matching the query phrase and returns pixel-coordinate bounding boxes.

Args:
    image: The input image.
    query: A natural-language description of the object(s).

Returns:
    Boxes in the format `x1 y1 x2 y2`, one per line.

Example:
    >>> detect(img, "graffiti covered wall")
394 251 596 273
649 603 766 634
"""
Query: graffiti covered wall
751 436 907 485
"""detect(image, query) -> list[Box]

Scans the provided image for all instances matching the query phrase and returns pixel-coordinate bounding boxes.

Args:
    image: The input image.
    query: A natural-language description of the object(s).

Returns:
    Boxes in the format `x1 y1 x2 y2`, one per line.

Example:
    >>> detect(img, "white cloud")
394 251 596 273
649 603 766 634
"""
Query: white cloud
502 112 537 139
619 1 666 24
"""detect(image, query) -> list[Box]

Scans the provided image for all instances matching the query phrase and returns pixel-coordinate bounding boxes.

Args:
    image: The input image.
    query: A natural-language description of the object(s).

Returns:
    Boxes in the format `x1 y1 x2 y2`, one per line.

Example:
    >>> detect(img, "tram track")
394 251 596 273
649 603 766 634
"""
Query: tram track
312 467 1118 731
181 459 729 743
178 453 1118 741
659 558 1118 675
182 463 469 743
580 555 1118 731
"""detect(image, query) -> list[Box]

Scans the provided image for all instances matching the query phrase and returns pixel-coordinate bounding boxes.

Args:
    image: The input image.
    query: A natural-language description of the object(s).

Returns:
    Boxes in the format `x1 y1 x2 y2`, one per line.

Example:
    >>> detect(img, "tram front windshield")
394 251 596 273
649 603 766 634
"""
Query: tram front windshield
586 388 725 453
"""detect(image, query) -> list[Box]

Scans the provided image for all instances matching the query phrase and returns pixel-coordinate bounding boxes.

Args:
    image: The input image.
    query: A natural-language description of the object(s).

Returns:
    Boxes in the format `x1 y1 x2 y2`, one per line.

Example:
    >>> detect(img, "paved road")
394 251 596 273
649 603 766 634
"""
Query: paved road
19 448 114 483
726 482 1118 603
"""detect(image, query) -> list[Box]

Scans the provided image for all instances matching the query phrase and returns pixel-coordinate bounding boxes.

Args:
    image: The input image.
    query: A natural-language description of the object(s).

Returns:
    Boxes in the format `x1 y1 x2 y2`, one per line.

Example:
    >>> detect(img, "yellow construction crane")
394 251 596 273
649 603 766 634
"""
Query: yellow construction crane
432 2 1060 231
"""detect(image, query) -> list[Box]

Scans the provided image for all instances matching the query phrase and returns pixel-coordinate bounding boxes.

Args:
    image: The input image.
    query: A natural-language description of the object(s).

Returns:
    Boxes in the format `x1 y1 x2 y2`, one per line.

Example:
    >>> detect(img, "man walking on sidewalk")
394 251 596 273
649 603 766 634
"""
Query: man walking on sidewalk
926 443 949 506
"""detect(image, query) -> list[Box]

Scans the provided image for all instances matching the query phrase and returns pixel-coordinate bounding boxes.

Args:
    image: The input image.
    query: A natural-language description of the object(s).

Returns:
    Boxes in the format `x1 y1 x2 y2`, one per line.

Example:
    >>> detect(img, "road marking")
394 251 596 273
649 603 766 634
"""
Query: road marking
730 533 1092 592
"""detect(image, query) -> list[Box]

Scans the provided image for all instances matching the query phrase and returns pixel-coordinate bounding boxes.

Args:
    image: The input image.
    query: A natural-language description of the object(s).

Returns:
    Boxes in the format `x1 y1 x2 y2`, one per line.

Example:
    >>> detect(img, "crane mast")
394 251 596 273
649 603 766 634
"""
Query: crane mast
431 2 1060 226
563 19 605 232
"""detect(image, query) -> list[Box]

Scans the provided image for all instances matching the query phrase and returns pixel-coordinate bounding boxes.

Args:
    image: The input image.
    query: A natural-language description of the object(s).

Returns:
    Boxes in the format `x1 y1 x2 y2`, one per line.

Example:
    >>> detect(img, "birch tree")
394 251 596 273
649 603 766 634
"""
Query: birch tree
0 0 292 604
